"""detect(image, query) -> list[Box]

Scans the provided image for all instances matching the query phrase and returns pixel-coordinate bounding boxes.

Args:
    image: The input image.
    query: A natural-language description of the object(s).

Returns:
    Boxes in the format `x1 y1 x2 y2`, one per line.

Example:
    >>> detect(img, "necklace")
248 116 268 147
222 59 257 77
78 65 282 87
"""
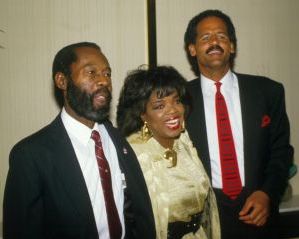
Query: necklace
163 148 177 168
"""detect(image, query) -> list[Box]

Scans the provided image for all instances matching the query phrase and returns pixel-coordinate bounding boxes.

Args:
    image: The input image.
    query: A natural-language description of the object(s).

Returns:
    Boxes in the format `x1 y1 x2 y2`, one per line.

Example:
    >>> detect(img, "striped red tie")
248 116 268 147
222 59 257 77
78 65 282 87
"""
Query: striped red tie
215 82 242 200
91 130 122 239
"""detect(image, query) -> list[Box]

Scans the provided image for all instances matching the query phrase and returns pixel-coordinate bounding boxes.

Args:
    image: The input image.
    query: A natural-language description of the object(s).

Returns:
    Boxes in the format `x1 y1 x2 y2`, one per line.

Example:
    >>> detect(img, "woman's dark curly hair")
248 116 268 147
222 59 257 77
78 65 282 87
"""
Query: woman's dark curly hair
117 65 190 137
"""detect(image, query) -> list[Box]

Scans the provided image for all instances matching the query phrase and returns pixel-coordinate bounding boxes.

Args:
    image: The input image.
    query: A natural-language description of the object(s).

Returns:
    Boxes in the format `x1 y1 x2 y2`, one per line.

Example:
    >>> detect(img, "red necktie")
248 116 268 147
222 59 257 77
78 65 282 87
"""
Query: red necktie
215 82 242 200
91 130 122 239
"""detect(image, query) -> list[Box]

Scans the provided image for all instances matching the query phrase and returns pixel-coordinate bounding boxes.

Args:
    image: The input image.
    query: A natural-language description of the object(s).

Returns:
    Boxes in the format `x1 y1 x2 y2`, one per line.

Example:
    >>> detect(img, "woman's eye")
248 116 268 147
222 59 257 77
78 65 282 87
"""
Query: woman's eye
153 104 164 110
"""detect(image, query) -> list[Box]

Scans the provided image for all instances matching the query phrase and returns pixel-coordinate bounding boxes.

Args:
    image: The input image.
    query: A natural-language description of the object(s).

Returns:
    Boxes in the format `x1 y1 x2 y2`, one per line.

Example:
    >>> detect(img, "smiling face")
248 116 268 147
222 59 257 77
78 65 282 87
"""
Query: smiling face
141 90 185 149
55 46 112 127
188 16 235 79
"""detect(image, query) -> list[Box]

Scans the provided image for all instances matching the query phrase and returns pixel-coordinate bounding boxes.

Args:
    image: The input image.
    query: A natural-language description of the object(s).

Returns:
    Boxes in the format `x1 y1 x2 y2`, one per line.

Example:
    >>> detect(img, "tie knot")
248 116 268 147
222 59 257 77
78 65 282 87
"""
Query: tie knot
91 130 101 142
215 81 222 92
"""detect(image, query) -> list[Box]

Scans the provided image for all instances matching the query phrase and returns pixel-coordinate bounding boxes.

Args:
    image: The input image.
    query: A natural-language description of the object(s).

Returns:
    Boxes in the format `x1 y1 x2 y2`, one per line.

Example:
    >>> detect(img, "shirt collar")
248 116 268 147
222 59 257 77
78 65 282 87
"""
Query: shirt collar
61 107 99 146
201 70 235 96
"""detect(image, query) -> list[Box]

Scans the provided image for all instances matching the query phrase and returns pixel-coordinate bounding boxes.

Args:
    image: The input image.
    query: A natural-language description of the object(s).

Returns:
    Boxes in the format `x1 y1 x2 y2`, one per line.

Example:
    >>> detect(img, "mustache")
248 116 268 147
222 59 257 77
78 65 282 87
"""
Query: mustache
92 86 112 101
206 45 224 54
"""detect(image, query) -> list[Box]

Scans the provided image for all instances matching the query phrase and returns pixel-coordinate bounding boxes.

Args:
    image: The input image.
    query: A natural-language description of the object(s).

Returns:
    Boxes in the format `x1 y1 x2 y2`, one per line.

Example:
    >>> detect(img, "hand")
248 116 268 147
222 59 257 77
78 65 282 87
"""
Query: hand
239 190 270 226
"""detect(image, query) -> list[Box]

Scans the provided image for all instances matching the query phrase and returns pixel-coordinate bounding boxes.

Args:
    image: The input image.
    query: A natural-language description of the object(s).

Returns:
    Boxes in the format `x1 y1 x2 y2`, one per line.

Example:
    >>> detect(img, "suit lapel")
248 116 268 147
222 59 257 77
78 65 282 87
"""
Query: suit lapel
186 78 212 177
48 116 97 226
237 74 264 188
103 121 126 172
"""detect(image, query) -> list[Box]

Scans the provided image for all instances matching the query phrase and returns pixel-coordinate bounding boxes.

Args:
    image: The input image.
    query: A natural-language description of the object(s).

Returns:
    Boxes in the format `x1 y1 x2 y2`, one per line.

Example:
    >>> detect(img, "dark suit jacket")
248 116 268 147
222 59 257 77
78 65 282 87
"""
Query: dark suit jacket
186 73 293 208
3 115 156 239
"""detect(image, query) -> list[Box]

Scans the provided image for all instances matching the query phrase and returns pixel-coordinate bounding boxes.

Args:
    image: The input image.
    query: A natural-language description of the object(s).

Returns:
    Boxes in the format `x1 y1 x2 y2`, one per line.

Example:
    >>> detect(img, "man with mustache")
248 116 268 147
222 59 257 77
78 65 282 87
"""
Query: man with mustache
184 10 293 239
3 42 155 239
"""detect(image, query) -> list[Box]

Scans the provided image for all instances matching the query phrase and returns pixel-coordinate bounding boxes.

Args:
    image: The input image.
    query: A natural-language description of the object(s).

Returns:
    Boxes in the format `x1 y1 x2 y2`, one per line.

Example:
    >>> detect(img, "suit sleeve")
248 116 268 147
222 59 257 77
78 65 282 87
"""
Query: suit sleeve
261 84 293 205
3 143 45 239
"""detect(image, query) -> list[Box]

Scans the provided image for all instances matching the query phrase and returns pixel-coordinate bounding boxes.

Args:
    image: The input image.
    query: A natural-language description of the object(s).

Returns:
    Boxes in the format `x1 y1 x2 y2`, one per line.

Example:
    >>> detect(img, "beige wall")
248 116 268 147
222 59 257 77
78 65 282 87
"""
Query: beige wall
0 0 298 237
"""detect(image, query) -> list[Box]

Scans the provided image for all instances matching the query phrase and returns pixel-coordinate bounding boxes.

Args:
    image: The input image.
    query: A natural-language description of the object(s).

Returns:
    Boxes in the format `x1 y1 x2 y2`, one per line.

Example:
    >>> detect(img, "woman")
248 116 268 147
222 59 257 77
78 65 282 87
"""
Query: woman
117 66 220 239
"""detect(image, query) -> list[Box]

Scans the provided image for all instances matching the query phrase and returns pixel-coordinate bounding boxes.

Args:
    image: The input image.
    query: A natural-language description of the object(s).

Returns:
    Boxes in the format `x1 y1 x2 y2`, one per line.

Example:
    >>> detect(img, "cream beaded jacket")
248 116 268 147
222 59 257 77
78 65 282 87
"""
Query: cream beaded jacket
127 131 220 239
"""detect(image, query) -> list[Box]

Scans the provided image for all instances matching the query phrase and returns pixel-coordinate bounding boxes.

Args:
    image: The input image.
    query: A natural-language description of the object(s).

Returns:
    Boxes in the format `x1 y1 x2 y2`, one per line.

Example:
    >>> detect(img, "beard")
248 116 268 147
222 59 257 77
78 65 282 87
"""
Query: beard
66 79 112 123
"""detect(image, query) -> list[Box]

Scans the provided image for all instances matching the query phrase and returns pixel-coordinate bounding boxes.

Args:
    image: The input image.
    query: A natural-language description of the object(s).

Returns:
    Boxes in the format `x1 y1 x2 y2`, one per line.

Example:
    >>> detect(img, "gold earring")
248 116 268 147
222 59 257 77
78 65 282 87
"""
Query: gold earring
142 121 152 141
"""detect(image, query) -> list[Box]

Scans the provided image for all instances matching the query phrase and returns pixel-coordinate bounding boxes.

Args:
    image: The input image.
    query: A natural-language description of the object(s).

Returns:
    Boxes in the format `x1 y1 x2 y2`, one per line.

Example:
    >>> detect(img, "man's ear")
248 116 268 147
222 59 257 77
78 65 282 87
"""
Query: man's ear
188 44 197 57
54 72 67 90
230 42 235 54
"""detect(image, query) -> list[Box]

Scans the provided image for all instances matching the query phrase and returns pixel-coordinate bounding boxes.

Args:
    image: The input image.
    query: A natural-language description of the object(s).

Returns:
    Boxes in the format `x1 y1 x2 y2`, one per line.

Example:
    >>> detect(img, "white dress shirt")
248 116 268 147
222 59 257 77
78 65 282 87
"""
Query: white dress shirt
201 70 245 189
61 108 125 239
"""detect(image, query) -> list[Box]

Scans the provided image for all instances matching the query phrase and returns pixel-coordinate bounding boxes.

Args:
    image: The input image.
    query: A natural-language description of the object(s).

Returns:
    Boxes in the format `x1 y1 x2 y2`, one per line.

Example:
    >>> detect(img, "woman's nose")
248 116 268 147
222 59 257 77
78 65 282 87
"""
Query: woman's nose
166 104 179 114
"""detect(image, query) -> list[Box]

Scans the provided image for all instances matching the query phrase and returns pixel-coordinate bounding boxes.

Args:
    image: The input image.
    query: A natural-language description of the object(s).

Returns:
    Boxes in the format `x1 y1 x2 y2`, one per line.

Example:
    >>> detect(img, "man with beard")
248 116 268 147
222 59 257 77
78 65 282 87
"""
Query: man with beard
3 42 156 239
184 10 293 239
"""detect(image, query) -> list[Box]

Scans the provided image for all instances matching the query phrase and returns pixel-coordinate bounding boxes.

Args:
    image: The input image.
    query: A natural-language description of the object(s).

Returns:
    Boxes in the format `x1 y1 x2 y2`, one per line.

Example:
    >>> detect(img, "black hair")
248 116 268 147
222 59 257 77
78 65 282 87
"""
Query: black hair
184 9 237 75
52 42 101 106
117 65 189 137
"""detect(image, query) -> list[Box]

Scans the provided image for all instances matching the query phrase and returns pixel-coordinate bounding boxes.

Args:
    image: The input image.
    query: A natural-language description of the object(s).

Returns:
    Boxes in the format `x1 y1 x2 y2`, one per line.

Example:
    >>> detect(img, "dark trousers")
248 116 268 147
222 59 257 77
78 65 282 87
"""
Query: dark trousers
213 188 279 239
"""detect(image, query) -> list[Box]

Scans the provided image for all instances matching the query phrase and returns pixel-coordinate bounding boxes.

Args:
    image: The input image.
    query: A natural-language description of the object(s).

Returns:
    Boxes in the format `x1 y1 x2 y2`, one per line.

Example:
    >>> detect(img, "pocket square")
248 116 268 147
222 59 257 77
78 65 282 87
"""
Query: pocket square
261 114 271 127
